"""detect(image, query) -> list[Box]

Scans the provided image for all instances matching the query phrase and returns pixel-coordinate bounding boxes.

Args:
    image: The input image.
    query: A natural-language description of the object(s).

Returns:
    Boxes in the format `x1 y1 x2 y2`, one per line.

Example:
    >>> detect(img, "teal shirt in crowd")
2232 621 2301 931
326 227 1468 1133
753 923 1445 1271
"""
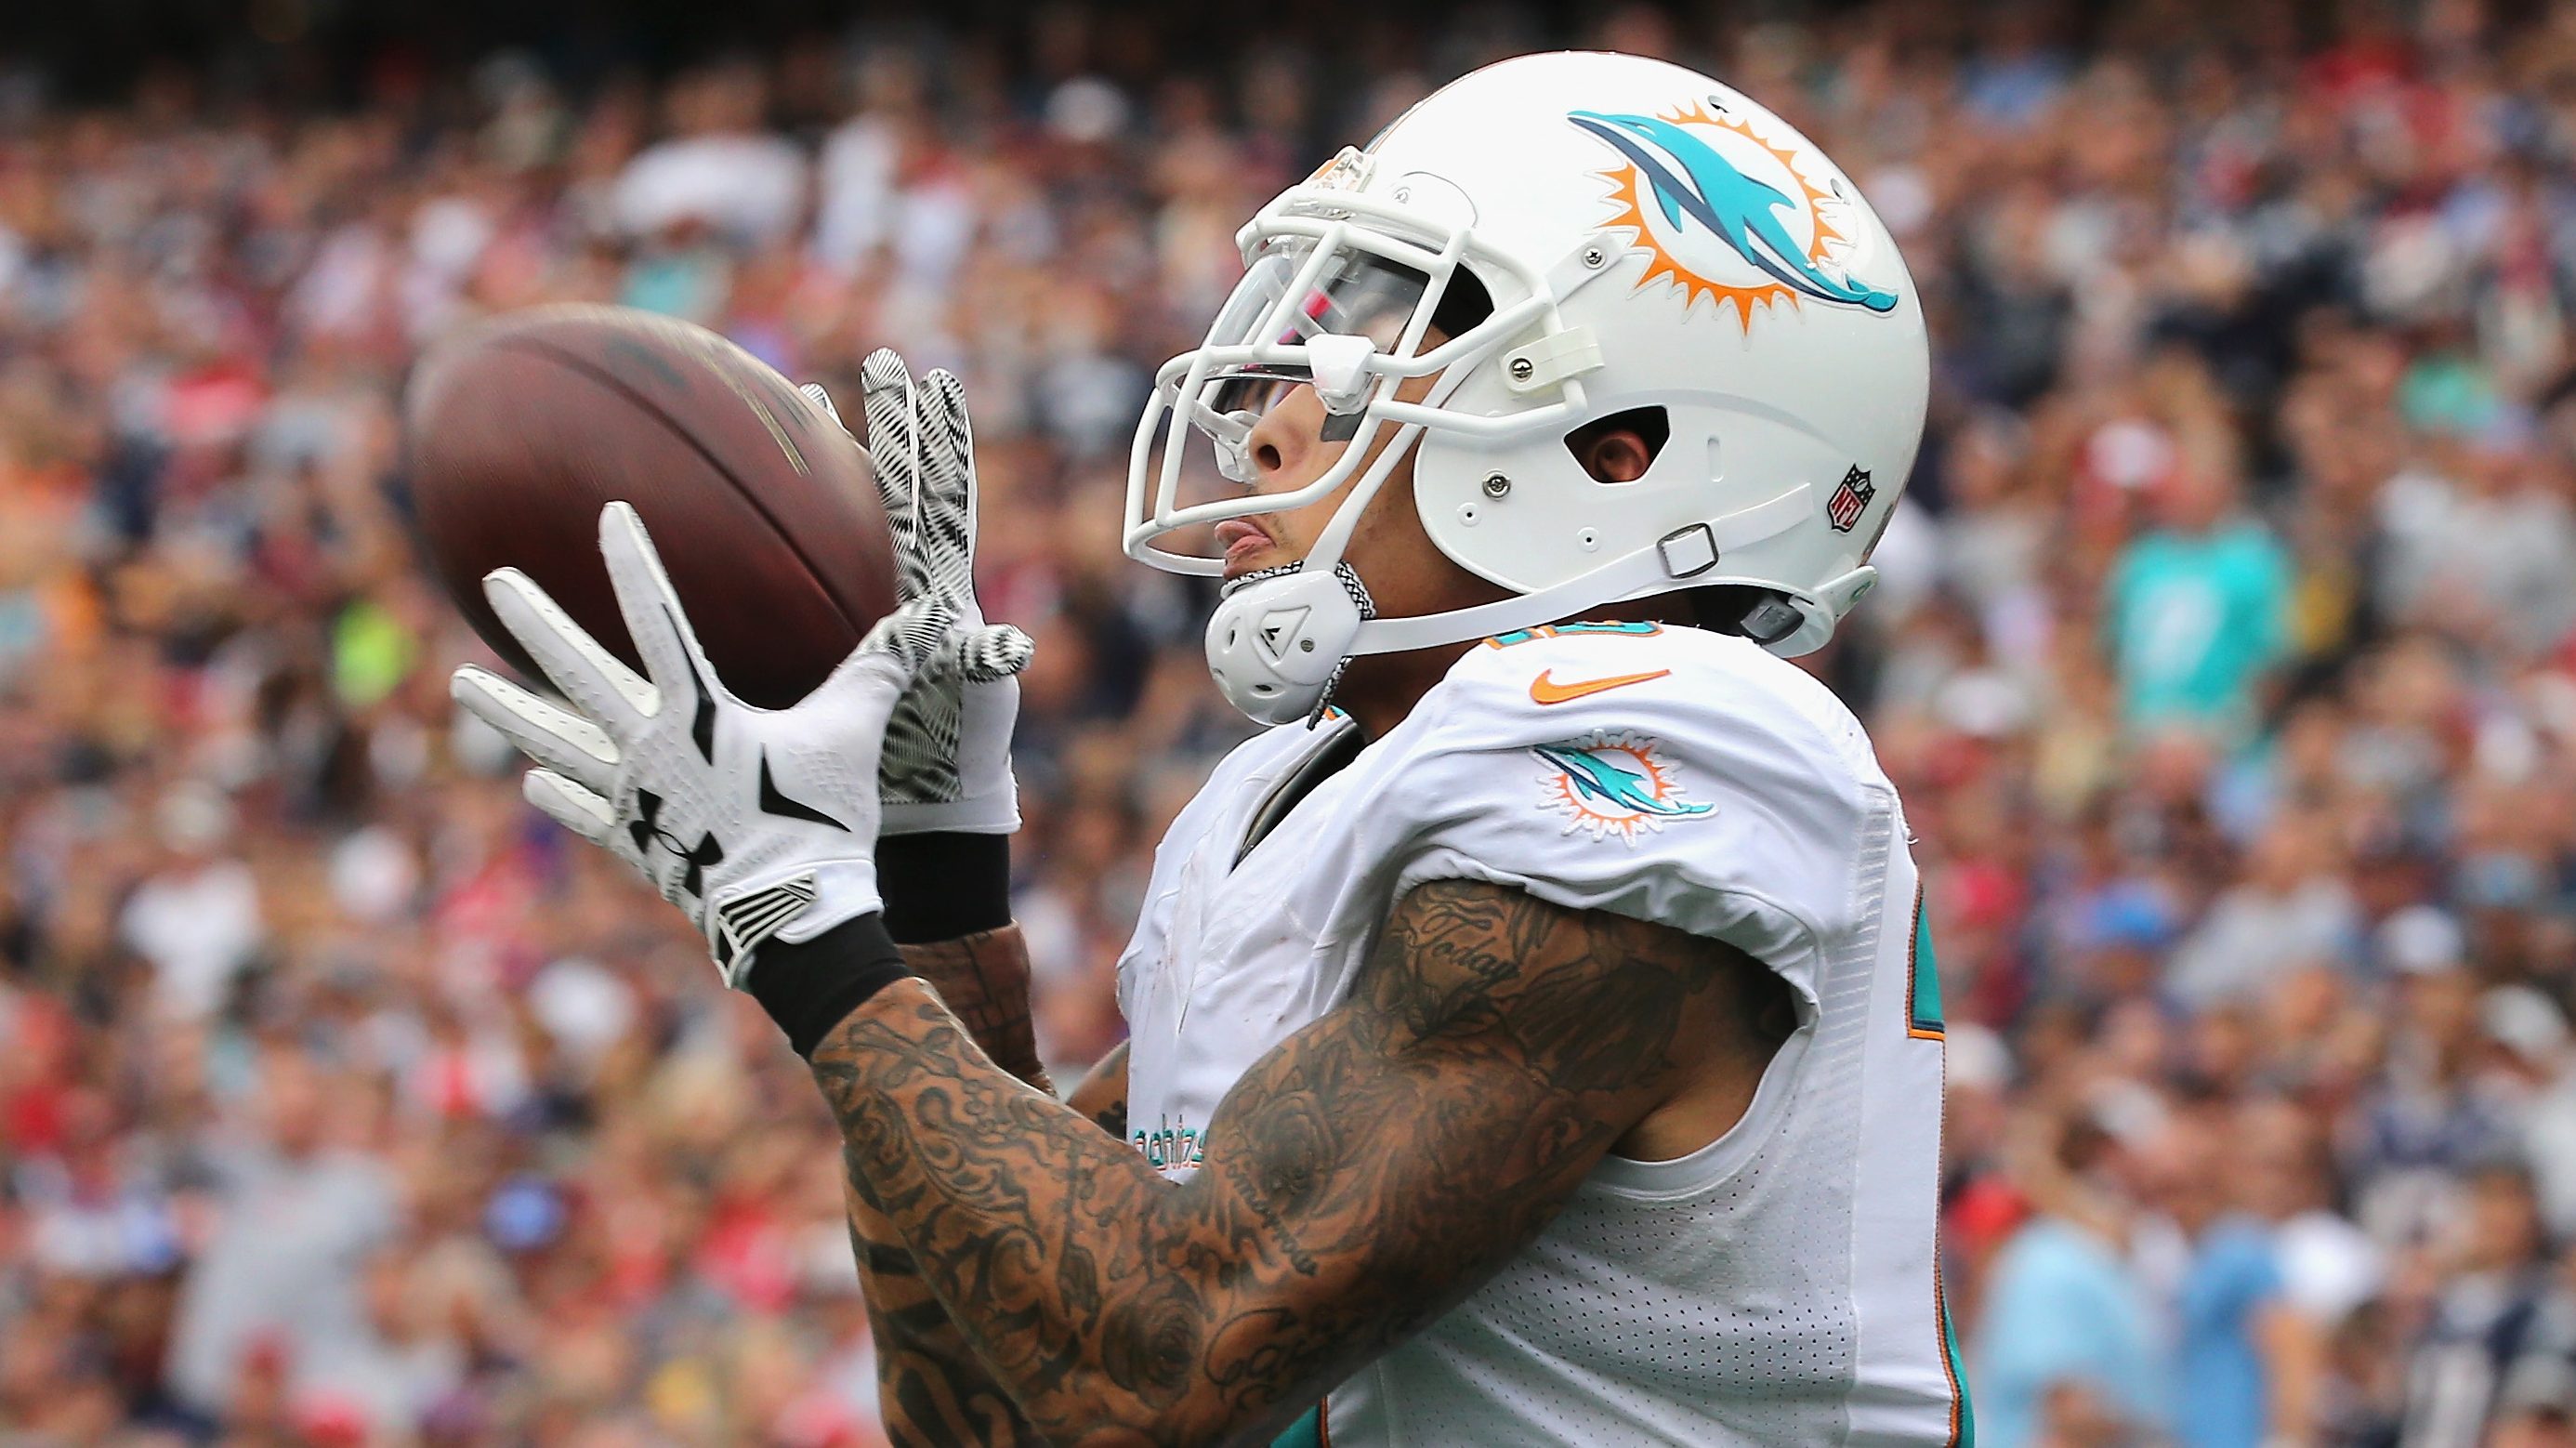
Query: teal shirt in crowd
2105 520 2292 739
2170 1217 2286 1448
1972 1218 2166 1448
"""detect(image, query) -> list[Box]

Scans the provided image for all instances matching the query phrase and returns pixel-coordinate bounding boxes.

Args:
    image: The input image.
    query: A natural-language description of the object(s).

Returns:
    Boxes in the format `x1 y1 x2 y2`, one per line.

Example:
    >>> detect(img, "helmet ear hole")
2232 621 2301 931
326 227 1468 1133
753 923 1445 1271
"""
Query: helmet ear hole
1565 407 1672 484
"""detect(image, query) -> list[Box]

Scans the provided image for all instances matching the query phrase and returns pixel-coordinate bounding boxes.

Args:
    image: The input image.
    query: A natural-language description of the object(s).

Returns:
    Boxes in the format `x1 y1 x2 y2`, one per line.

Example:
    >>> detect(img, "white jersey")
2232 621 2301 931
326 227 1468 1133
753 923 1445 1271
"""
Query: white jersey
1115 622 1967 1447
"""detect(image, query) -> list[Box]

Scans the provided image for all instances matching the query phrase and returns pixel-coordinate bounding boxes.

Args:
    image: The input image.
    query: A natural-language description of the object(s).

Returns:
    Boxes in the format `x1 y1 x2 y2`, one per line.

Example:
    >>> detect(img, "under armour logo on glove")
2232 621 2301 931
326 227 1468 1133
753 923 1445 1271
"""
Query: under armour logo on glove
452 501 1006 988
627 789 726 902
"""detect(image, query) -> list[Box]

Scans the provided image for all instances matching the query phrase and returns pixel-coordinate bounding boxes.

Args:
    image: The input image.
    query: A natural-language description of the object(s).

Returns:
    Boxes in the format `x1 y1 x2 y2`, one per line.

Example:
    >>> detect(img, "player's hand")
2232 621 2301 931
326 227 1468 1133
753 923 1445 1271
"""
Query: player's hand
450 501 967 985
804 351 1027 836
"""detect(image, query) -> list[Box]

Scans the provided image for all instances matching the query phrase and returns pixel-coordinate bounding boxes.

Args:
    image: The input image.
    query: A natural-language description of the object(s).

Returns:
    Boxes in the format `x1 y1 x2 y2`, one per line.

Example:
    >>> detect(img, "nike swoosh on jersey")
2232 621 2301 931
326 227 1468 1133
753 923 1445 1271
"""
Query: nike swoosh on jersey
1528 667 1672 705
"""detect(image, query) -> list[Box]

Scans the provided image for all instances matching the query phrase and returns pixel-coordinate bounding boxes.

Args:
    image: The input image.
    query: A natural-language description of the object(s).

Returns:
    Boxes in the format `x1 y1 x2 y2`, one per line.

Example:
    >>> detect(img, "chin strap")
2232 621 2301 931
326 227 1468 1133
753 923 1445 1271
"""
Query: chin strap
1203 487 1873 725
1343 480 1833 655
1305 563 1377 728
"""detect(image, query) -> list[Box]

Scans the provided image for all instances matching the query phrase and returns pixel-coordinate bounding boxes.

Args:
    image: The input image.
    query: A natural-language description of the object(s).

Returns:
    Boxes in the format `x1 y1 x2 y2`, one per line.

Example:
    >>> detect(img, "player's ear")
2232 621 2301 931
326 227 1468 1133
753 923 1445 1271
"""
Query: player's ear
1566 406 1671 484
1581 431 1653 484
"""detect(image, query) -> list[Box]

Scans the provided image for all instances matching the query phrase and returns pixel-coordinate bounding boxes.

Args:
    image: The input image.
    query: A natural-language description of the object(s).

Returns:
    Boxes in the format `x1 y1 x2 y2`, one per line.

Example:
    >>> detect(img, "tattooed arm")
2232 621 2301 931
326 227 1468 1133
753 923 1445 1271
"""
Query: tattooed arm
810 877 1775 1446
900 927 1057 1097
1065 1039 1132 1143
847 930 1124 1445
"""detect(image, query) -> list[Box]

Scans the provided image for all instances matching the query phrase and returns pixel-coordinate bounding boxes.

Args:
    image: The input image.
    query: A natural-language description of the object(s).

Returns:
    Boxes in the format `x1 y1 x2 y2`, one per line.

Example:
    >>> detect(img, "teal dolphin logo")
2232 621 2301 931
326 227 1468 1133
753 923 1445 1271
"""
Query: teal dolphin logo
1532 735 1715 842
1568 105 1898 316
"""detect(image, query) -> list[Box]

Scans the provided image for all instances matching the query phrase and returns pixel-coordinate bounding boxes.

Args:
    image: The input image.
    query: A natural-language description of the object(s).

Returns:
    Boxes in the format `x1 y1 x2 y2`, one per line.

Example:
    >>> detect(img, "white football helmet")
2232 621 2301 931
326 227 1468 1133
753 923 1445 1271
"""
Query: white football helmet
1124 50 1930 724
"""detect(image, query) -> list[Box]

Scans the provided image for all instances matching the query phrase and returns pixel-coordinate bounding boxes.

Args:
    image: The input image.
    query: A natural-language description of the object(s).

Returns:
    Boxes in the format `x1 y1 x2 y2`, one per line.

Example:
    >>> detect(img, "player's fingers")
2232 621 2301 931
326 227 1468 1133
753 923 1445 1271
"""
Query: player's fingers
953 623 1033 682
859 599 954 673
808 600 949 729
481 567 659 727
923 369 977 502
797 381 846 433
523 769 618 847
859 349 929 599
452 665 619 794
598 502 728 710
919 369 979 596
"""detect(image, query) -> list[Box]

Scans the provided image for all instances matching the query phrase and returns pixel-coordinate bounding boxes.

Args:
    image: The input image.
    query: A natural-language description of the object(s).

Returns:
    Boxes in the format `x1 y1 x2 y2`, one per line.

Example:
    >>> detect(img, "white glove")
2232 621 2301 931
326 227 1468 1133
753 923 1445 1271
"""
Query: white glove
806 350 1025 836
450 502 993 985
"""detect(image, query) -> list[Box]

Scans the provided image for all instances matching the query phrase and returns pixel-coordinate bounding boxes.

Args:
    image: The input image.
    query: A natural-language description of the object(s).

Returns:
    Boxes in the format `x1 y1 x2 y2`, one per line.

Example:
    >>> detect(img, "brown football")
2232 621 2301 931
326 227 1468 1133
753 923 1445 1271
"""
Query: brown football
405 305 896 711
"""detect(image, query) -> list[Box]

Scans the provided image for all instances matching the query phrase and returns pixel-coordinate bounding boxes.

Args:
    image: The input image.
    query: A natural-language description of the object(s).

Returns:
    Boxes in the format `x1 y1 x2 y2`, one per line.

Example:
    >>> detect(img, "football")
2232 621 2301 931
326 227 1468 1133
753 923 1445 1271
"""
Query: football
404 305 898 711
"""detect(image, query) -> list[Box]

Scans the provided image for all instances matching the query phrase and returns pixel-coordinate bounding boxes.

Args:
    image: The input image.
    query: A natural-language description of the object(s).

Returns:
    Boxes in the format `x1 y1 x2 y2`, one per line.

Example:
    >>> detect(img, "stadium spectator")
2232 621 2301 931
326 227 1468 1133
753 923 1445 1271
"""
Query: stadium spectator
14 0 2576 1440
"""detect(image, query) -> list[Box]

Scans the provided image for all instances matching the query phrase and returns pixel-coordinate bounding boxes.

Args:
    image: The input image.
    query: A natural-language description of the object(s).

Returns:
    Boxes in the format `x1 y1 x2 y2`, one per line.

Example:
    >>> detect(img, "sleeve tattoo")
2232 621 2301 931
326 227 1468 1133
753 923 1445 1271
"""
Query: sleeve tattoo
848 929 1110 1446
809 879 1757 1445
1067 1041 1132 1145
900 927 1056 1097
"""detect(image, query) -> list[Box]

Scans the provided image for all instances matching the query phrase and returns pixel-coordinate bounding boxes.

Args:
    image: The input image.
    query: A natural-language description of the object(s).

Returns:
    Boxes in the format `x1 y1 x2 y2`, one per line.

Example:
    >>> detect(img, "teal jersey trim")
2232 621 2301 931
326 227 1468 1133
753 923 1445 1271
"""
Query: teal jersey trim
1907 886 1944 1038
1920 884 1970 1443
1484 620 1664 648
1942 1287 1976 1445
1272 1406 1325 1448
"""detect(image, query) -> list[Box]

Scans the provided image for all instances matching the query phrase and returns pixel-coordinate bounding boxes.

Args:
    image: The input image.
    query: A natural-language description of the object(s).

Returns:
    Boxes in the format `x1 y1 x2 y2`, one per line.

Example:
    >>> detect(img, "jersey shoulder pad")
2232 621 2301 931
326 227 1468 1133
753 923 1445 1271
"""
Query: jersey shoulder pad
1413 624 1878 792
1366 625 1886 992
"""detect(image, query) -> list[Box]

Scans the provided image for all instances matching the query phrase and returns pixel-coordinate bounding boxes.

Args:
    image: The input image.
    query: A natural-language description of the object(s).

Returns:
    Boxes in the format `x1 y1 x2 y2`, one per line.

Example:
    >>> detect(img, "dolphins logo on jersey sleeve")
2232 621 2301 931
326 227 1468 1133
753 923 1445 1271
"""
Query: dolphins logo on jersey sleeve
1531 731 1715 844
1568 99 1897 332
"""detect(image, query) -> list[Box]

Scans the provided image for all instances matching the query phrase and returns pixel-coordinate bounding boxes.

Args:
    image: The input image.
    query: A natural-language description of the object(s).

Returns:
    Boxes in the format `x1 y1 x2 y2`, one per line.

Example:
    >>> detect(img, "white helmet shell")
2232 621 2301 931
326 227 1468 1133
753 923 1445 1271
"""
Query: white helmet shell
1126 51 1929 722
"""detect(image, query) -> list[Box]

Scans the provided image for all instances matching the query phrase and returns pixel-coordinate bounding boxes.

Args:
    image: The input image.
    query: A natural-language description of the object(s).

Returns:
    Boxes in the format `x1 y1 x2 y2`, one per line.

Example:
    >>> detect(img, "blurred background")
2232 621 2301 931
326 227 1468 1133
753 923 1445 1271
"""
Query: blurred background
7 0 2576 1443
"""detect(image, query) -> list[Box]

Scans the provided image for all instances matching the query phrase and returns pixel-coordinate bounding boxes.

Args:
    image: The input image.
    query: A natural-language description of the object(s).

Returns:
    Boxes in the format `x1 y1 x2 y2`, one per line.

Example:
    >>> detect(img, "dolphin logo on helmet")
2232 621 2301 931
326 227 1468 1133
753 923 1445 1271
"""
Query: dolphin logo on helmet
1569 102 1899 322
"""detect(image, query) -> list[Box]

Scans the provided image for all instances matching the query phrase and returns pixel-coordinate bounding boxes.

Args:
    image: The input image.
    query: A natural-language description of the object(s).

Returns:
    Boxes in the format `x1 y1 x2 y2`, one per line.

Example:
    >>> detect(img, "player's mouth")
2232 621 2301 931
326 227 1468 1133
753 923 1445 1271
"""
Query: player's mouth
1216 519 1281 579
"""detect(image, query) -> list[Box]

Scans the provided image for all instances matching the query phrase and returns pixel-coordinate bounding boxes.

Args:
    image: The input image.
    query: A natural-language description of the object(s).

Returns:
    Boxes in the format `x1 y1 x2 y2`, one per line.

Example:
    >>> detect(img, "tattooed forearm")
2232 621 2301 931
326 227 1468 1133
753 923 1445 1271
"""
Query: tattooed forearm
808 878 1747 1445
844 954 1124 1444
848 1204 1042 1446
843 928 1115 1442
1068 1041 1132 1144
901 926 1053 1094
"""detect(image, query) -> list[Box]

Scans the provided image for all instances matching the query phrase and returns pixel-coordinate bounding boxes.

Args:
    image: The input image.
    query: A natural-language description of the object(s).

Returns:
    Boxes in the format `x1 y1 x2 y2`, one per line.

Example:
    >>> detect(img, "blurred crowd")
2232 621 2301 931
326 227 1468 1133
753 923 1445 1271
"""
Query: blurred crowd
12 0 2576 1443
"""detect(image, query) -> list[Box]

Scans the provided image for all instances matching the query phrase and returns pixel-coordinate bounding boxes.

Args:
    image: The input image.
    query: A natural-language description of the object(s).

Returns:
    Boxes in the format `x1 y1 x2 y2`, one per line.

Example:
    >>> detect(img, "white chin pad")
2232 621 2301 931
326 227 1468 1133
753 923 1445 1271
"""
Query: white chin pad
1203 569 1366 725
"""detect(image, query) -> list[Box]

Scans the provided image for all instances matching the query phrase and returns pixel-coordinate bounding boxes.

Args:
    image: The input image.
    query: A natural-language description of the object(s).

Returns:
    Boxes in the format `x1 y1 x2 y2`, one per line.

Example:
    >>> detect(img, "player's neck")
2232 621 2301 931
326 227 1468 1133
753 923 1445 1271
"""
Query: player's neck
1330 644 1477 740
1330 599 1688 737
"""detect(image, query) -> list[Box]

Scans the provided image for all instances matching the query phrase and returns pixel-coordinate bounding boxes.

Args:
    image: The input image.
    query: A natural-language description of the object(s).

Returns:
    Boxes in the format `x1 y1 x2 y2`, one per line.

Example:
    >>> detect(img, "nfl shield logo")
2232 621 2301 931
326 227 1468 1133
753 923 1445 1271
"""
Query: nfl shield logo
1826 466 1874 533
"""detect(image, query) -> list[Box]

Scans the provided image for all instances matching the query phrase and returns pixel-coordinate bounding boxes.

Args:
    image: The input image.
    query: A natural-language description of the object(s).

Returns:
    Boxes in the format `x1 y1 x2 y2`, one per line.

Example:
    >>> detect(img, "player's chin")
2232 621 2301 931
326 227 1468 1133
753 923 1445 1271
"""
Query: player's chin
1220 546 1302 586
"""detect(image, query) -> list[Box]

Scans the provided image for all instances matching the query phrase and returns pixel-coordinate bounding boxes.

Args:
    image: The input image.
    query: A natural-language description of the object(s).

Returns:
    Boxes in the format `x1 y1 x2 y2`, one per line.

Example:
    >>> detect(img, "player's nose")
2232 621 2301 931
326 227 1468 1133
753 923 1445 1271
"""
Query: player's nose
1239 386 1327 494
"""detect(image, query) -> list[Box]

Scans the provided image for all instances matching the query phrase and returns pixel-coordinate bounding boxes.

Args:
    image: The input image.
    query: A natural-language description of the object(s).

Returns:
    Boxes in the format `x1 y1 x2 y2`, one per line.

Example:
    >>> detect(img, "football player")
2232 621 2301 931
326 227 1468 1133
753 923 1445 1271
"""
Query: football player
454 49 1958 1447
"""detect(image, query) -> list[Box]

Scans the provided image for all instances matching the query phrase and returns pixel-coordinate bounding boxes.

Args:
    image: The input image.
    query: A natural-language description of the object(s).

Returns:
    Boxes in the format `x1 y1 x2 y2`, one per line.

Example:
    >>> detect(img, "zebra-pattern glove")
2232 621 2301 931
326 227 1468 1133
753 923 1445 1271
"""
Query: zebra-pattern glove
802 353 1031 836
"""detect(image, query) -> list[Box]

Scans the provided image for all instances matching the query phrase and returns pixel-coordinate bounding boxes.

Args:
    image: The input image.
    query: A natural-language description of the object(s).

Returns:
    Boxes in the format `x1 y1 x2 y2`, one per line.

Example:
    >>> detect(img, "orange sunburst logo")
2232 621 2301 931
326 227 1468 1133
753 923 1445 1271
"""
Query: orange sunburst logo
1582 99 1857 334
